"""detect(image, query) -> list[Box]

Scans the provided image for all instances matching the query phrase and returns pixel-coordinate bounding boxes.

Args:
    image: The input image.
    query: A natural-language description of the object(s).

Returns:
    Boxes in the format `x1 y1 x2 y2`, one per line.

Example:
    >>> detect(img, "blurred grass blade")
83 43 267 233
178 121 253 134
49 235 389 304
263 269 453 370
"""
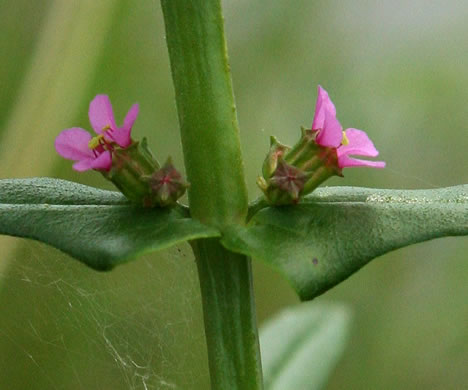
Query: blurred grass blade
0 0 119 177
260 302 351 390
0 178 220 270
222 185 468 300
0 0 119 274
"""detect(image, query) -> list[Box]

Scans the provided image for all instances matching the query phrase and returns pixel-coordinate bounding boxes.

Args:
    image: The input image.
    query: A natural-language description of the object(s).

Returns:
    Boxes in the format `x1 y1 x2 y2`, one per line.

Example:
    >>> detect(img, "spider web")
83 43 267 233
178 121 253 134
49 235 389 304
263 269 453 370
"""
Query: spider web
0 240 209 390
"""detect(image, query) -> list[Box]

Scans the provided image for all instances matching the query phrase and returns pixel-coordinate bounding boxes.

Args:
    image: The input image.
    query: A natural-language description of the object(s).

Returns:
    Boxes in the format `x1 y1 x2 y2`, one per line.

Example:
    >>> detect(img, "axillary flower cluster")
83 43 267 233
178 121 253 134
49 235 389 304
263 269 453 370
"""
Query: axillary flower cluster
55 95 188 207
258 86 385 205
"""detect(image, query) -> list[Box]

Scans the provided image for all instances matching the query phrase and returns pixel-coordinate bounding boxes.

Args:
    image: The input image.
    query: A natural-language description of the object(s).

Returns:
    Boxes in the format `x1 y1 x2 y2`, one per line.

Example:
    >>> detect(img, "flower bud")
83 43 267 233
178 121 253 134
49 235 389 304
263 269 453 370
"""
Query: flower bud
54 94 190 207
257 130 338 205
102 138 160 206
256 86 385 206
102 139 188 207
261 159 312 205
146 158 189 207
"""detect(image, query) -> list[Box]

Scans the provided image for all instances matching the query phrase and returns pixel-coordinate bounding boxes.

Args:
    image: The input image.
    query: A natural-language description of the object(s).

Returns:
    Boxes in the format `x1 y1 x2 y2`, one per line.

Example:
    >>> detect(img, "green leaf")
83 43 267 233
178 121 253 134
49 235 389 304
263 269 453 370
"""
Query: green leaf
0 178 220 270
222 186 468 300
260 302 351 390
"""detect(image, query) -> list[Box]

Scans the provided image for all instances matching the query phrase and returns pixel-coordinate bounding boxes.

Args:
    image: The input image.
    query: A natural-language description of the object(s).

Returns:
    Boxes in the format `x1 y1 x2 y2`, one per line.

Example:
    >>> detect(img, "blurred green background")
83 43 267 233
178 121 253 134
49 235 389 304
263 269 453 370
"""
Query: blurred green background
1 1 467 389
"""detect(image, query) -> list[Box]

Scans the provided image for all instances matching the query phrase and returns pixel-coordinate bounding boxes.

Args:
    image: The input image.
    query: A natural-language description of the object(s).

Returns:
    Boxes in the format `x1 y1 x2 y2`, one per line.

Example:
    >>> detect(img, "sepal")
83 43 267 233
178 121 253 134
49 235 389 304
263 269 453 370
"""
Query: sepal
262 136 291 179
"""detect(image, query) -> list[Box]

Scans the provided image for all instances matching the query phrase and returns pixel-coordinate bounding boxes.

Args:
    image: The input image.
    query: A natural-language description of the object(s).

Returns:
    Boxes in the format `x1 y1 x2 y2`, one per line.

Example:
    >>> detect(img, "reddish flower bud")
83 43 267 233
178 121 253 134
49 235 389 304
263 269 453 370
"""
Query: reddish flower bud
147 158 189 207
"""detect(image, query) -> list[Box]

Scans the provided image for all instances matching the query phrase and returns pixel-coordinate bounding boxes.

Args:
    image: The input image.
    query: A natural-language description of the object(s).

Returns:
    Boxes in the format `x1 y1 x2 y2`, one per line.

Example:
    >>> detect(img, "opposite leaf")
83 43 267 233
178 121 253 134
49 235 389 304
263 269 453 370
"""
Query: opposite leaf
260 302 351 390
222 185 468 300
0 178 220 270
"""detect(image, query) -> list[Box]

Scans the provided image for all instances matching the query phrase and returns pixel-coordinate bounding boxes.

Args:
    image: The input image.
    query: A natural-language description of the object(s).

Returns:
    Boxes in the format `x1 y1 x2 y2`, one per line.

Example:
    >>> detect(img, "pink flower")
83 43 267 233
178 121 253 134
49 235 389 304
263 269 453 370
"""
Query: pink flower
312 86 385 169
55 95 139 172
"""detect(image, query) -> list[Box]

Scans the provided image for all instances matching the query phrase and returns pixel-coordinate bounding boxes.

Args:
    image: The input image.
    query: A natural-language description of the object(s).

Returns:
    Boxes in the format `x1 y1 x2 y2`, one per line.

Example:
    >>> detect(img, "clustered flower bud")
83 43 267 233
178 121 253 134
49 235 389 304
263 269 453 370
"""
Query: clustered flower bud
55 95 188 207
258 86 385 205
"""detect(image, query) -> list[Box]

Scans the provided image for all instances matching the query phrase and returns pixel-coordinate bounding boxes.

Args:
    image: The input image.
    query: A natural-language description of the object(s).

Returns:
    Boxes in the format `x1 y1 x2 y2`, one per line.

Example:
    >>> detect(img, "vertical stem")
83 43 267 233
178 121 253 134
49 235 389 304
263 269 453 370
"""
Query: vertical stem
161 0 248 227
160 0 263 388
192 240 263 389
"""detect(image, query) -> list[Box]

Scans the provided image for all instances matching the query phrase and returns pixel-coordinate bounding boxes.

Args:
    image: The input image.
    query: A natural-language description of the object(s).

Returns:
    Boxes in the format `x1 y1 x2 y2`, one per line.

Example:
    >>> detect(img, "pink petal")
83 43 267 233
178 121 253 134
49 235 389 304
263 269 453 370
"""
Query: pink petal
90 150 112 170
315 107 343 148
55 128 94 160
88 95 117 134
123 103 139 131
72 158 98 172
312 85 337 130
337 129 385 168
108 128 131 148
337 129 379 158
108 103 139 148
72 150 112 172
338 155 386 168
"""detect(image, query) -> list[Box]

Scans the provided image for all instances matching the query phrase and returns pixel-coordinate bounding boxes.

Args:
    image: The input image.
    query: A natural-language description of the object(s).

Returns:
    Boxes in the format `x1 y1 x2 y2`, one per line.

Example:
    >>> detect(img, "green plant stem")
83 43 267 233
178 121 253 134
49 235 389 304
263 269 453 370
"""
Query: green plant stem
160 0 263 388
192 239 263 389
161 0 247 227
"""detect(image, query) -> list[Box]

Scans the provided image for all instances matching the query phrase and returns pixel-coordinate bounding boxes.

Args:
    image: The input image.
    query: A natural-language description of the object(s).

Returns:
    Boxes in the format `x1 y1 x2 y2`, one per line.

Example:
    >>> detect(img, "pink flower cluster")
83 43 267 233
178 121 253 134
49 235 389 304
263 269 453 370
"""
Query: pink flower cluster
55 95 139 171
312 86 385 169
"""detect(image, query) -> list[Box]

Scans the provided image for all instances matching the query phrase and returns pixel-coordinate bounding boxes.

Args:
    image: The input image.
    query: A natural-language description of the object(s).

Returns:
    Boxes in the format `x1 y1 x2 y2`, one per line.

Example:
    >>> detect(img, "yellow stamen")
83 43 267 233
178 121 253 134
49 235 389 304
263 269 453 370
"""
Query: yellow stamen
341 131 349 146
88 134 105 149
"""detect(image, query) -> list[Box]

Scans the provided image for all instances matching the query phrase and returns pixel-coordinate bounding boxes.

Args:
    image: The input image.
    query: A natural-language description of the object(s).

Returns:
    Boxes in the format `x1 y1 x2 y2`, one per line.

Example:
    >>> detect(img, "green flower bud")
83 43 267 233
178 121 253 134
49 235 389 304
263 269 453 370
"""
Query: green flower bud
102 139 188 208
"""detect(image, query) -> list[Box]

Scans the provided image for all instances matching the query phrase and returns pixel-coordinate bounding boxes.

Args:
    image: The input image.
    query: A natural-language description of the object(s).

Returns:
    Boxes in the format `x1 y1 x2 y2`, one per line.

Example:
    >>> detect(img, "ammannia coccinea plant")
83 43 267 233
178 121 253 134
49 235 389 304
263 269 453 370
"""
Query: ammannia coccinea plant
2 2 467 389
